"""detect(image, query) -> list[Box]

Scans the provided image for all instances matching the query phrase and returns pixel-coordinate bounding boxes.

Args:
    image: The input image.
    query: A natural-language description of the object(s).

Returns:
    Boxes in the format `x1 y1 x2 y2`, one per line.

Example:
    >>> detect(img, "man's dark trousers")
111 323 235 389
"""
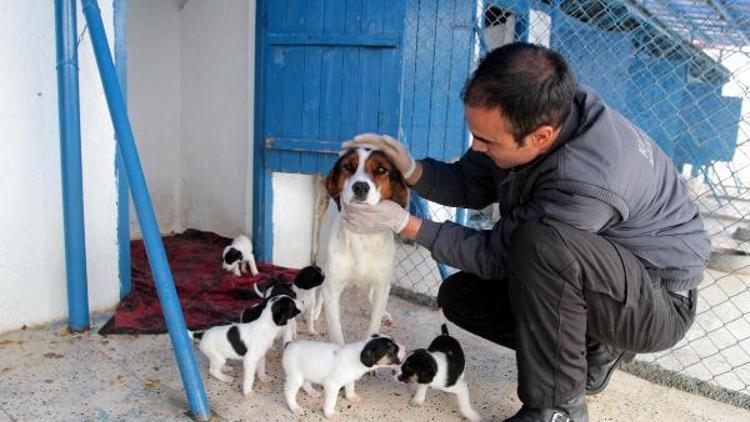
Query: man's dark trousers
437 219 697 408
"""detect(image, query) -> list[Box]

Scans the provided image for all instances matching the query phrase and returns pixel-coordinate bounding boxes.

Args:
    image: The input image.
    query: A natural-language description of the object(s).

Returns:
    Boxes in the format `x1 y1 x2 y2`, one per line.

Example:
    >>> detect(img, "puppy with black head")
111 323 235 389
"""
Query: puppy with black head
251 265 326 338
394 311 481 421
283 333 406 418
222 234 259 277
291 264 326 335
188 294 300 398
239 275 301 381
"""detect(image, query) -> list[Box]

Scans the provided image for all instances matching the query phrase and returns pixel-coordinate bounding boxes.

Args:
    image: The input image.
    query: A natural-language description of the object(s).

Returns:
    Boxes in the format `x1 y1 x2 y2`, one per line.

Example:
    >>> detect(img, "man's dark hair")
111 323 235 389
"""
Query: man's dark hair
461 42 576 145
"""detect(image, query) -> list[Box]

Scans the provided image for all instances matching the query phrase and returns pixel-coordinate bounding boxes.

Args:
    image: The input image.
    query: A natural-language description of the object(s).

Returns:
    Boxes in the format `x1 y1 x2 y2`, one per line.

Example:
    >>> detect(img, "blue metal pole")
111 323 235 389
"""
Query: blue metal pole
80 0 211 419
113 0 131 298
55 0 90 333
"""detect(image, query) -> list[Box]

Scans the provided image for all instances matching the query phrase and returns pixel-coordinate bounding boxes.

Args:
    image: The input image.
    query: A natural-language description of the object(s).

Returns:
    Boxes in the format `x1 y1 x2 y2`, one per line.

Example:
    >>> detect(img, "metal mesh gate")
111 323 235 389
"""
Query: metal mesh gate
394 0 750 407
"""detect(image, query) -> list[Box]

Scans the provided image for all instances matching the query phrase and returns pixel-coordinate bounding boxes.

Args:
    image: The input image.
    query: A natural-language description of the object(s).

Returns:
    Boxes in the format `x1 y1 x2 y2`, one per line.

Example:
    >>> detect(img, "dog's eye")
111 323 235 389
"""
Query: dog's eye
343 163 356 173
374 166 387 176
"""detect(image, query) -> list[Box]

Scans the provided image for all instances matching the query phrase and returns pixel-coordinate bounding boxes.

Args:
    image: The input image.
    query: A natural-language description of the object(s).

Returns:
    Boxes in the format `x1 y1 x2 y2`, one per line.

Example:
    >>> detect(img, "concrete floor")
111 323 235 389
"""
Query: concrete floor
1 290 749 421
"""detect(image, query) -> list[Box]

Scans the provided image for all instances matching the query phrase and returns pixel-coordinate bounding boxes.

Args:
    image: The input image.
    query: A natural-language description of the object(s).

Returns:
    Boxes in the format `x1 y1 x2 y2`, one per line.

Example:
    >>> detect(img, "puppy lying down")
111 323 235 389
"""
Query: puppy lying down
283 333 406 418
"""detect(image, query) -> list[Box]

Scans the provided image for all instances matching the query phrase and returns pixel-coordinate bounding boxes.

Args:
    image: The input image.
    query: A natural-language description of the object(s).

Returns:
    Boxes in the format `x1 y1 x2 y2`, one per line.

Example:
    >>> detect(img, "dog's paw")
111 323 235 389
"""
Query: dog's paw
289 404 305 416
381 312 394 326
410 397 425 406
345 393 362 404
323 410 338 419
242 389 255 399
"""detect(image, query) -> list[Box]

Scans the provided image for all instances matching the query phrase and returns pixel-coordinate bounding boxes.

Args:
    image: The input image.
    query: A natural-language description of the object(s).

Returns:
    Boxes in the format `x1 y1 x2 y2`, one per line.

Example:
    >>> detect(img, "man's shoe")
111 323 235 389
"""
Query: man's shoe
503 393 588 422
586 343 635 395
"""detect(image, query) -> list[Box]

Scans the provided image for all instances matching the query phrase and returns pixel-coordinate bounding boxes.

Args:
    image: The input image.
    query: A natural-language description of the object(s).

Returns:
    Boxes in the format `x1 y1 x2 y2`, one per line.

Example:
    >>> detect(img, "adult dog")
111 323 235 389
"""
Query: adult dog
317 146 409 344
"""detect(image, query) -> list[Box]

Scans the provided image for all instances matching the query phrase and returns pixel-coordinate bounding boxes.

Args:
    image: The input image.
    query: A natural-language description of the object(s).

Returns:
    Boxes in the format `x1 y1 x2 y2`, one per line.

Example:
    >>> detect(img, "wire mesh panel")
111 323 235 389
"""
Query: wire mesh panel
394 0 750 407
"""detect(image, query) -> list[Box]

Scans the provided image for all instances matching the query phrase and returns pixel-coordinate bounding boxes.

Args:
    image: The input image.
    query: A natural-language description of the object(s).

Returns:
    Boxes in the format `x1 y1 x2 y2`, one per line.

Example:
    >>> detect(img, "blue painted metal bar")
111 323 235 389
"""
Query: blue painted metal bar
113 0 131 299
55 0 90 333
267 33 400 47
80 0 210 419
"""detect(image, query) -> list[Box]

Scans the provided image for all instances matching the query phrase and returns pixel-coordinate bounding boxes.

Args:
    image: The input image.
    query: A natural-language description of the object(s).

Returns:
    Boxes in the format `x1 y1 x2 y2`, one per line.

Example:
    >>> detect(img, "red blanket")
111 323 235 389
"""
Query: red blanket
99 229 298 335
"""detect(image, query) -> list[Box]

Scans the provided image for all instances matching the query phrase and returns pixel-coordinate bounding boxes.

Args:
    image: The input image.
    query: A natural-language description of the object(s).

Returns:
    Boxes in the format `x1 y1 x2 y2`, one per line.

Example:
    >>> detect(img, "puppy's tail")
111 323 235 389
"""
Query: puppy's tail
438 308 450 336
187 330 204 341
253 282 265 298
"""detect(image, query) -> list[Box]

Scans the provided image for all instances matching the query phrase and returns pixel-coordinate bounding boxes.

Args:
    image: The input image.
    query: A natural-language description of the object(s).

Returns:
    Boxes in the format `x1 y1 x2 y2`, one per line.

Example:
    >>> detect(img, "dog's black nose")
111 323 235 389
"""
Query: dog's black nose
352 181 370 199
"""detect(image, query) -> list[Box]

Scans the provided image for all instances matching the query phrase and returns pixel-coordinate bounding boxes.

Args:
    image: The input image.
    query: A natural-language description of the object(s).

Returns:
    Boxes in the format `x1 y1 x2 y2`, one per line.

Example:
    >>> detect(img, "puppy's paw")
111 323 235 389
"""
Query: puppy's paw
345 393 362 404
381 312 394 326
242 389 255 399
257 373 271 383
304 387 322 398
323 410 338 419
464 411 481 422
289 404 305 416
211 372 233 383
410 397 425 406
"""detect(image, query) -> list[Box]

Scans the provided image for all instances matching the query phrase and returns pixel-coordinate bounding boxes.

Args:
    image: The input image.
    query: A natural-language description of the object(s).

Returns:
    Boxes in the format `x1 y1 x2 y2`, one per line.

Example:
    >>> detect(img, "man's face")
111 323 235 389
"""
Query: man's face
465 106 547 169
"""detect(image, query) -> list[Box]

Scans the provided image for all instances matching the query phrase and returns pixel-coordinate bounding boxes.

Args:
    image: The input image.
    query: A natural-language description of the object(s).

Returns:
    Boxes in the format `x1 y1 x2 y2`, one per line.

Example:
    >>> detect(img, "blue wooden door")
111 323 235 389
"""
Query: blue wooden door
253 0 406 260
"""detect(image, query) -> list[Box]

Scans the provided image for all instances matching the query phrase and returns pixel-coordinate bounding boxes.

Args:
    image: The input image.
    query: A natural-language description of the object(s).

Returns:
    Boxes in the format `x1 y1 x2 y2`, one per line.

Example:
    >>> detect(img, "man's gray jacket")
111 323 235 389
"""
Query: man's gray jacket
413 86 710 292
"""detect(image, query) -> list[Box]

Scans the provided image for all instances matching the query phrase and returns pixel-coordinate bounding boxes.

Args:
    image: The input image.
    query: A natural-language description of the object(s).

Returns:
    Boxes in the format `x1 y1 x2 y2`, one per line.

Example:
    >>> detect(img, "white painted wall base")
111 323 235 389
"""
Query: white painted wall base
272 173 317 269
0 1 120 333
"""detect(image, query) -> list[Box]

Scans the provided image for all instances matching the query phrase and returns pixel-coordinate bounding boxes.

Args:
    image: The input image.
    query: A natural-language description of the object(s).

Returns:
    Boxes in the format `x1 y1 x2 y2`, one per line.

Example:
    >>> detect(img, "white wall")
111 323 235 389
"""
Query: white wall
272 174 317 268
180 0 255 238
0 1 120 332
128 0 183 236
127 0 255 239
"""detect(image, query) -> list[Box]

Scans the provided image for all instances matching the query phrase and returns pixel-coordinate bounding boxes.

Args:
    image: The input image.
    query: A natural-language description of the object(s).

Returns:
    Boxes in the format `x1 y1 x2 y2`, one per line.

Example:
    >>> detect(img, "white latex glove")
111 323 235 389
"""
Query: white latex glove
341 200 411 234
342 133 417 179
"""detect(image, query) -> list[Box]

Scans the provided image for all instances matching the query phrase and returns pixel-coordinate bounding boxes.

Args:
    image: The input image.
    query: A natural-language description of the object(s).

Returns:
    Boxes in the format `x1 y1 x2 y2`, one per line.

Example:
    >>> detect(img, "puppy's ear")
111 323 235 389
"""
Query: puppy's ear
360 337 399 368
293 265 325 289
224 248 242 265
388 162 410 209
411 349 438 384
271 297 301 326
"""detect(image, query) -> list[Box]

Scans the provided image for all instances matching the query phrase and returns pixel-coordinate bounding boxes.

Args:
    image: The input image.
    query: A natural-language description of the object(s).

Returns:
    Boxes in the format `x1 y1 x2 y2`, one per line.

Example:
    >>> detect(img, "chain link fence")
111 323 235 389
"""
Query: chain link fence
393 0 750 408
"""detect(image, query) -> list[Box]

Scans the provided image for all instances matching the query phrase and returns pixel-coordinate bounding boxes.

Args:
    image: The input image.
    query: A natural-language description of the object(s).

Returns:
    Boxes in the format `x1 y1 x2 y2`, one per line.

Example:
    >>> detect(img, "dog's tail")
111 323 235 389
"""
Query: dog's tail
187 330 204 341
253 282 265 298
438 308 450 336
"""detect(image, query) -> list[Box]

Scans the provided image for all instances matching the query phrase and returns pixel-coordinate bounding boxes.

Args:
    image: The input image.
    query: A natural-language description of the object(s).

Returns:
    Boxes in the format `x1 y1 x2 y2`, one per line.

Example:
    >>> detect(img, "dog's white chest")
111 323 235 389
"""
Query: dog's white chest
326 223 396 284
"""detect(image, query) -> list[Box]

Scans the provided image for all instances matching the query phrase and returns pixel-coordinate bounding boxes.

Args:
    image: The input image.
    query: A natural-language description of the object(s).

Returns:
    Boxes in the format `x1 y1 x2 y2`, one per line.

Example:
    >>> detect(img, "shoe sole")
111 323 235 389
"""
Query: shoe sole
586 351 636 395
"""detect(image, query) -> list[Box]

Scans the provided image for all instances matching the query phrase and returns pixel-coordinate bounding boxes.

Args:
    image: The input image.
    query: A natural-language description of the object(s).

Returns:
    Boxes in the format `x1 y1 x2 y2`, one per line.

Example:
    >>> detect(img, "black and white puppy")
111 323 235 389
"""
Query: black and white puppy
239 276 299 381
291 265 325 335
394 313 481 421
252 266 326 338
283 333 406 418
222 234 259 277
188 295 300 398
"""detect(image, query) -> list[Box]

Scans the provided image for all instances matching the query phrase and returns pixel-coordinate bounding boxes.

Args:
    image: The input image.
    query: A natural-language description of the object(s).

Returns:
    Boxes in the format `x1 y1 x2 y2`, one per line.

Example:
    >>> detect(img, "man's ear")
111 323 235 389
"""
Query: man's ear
529 124 557 152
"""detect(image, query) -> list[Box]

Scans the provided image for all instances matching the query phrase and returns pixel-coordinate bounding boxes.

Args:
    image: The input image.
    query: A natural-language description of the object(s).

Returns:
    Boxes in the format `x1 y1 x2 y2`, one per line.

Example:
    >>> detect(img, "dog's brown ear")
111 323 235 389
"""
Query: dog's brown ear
389 166 410 209
324 156 345 211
